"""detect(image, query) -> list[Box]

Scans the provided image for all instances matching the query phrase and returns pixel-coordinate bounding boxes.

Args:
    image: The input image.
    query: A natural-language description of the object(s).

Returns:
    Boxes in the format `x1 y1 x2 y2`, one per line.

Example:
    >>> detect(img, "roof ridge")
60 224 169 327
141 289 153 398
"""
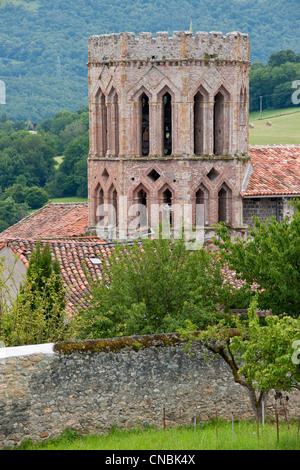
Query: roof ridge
49 201 88 205
0 202 53 236
249 144 300 148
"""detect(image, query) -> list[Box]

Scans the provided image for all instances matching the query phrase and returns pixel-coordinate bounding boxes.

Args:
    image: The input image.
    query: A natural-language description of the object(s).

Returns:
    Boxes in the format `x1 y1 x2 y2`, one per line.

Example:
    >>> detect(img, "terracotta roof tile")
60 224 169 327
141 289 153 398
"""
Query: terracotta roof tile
244 145 300 197
3 237 113 315
0 202 88 240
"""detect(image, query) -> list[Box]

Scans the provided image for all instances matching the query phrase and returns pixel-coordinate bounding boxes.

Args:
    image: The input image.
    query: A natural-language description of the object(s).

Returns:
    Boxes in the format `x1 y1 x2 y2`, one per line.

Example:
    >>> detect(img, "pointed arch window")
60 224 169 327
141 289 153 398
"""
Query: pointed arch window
239 87 247 128
163 92 172 155
162 187 173 226
94 88 107 156
108 185 118 225
195 184 209 226
218 183 232 224
194 88 208 155
107 88 119 156
137 187 148 227
214 92 224 155
141 93 150 156
94 183 104 225
213 87 230 156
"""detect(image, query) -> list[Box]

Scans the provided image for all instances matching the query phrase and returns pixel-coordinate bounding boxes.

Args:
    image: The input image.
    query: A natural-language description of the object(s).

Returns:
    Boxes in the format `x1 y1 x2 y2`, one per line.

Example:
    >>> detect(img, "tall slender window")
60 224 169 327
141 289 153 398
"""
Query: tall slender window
218 183 232 224
112 92 119 156
214 92 224 155
195 184 209 226
108 185 118 225
239 87 247 128
95 89 107 156
107 88 119 156
218 187 227 222
163 92 172 155
141 93 150 156
163 188 172 226
94 183 104 224
194 91 204 155
195 187 204 226
137 188 148 227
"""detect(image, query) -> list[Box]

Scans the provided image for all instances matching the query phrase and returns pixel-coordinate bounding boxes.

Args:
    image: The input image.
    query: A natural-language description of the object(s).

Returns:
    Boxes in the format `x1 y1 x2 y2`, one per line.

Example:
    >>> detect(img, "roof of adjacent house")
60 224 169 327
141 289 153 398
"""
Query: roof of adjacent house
0 237 264 317
242 145 300 197
0 237 114 315
0 202 89 240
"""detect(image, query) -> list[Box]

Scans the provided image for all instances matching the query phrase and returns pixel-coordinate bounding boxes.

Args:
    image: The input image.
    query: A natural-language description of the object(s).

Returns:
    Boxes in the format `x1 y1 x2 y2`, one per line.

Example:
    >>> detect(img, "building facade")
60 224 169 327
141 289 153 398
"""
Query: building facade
87 31 251 239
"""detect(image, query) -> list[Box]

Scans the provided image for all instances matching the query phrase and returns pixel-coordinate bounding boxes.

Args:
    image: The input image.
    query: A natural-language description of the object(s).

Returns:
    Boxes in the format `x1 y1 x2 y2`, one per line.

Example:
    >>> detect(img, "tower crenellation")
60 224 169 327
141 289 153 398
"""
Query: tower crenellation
88 30 250 63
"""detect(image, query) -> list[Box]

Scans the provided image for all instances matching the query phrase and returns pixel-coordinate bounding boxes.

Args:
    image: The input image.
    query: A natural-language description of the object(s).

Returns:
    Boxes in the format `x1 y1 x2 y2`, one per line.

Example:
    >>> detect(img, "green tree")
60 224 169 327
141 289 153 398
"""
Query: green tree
24 186 49 209
75 238 224 340
230 299 300 394
53 133 89 197
179 297 300 421
1 241 69 346
268 49 300 68
0 197 29 233
214 200 300 317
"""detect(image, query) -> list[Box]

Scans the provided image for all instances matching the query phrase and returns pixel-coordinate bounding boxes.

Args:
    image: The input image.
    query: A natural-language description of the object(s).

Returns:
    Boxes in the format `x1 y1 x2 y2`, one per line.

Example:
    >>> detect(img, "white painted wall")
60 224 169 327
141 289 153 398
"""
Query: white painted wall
0 342 55 359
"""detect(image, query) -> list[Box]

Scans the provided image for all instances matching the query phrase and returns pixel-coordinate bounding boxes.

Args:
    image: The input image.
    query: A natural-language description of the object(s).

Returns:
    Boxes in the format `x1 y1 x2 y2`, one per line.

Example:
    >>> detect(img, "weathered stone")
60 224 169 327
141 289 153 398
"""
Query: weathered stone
0 333 299 448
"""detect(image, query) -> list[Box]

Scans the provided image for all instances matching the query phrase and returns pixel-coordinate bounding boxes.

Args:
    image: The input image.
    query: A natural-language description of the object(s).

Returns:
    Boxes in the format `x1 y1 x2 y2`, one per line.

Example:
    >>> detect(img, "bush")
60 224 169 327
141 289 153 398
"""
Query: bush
24 186 49 209
74 237 225 340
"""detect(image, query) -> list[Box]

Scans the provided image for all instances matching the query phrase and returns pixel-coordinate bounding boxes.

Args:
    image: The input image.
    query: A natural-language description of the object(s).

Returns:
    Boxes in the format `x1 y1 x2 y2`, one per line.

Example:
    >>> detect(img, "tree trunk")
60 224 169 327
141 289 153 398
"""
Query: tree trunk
248 386 268 422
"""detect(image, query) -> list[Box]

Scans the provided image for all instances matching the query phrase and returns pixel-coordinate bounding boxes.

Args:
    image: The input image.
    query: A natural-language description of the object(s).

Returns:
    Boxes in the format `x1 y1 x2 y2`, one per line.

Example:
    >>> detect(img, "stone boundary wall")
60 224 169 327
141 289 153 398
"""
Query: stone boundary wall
88 31 250 63
0 333 299 448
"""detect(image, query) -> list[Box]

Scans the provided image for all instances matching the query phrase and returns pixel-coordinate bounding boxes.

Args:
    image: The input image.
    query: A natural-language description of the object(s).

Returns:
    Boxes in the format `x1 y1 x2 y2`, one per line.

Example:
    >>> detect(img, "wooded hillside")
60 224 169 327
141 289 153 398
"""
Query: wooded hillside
0 0 299 120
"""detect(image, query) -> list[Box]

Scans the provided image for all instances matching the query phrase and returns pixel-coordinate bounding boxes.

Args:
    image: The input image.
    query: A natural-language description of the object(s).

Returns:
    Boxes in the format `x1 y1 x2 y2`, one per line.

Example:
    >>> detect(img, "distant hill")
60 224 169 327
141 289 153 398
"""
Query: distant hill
0 0 299 121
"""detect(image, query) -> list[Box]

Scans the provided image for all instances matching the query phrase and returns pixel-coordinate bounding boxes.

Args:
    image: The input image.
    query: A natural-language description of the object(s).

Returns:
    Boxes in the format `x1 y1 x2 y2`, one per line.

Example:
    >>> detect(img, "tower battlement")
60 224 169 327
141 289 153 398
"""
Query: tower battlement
88 30 250 64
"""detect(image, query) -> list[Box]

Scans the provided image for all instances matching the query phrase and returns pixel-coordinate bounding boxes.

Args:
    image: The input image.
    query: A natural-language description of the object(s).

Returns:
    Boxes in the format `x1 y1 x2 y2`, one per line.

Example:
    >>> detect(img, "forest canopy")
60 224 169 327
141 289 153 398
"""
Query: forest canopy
0 0 299 120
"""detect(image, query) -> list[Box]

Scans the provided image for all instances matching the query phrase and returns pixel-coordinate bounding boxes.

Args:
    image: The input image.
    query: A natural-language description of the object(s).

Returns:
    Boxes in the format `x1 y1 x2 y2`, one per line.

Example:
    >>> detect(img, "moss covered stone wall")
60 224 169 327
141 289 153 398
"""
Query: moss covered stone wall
0 333 299 448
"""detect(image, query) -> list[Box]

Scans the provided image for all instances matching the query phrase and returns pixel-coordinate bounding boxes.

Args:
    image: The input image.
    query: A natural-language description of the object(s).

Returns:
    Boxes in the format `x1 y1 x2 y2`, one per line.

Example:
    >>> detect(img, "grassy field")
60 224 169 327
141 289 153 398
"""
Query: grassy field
12 419 300 451
249 107 300 145
53 155 64 168
50 197 88 203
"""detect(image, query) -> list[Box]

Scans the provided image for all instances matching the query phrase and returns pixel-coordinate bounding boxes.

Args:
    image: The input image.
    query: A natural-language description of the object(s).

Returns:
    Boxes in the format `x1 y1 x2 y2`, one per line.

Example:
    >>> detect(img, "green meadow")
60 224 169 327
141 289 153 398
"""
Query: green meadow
249 108 300 145
11 419 300 451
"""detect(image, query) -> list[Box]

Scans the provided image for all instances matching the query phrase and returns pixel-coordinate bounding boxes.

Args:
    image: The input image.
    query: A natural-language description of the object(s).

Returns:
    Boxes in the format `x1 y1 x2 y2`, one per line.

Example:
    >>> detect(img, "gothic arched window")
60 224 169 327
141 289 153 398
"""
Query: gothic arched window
163 92 172 155
213 86 230 156
218 183 232 224
94 88 107 156
141 93 150 156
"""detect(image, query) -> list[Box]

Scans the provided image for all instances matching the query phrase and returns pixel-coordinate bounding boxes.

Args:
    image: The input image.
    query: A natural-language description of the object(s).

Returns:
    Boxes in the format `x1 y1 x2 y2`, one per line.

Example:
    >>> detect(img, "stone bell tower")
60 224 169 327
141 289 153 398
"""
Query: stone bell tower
87 30 250 238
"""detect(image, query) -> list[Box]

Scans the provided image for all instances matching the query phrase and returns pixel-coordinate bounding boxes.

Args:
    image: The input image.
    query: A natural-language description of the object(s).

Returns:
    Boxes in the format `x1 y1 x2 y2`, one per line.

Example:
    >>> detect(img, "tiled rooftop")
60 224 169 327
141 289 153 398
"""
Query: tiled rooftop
1 237 253 316
243 145 300 197
0 202 88 240
0 237 114 315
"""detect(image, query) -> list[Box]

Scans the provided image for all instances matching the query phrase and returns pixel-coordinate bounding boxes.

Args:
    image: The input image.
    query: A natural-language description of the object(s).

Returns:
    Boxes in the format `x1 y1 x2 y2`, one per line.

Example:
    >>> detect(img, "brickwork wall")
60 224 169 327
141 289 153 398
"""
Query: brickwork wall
87 31 250 232
243 198 283 226
243 197 298 226
1 334 299 448
88 156 248 228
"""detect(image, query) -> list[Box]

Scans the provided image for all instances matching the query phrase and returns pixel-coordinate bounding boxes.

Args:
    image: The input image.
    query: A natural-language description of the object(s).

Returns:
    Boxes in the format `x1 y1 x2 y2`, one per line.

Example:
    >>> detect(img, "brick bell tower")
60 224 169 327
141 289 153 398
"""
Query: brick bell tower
87 30 251 239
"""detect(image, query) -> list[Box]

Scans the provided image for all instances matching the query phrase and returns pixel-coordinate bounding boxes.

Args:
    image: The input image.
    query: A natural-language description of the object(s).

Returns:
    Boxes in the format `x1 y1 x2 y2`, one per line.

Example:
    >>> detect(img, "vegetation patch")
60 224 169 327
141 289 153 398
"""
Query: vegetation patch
54 332 185 355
